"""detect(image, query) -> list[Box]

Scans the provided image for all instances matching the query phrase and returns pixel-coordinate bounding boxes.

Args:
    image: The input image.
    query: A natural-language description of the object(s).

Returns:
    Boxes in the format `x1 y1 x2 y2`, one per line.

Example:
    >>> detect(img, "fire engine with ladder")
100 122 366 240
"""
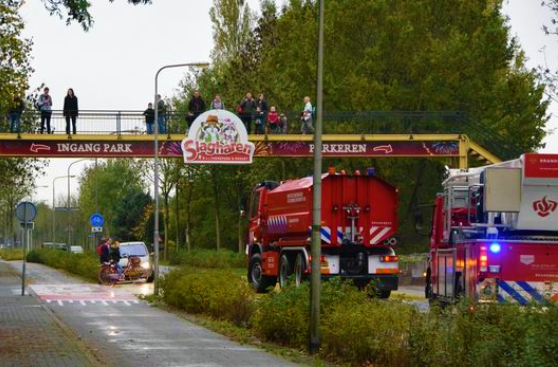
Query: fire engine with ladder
427 153 558 304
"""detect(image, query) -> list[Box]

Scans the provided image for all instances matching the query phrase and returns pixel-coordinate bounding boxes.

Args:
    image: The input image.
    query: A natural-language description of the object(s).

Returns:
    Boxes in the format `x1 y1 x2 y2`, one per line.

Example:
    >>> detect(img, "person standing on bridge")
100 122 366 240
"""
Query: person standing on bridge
186 90 206 130
239 92 256 134
8 95 25 133
143 102 155 134
210 94 225 110
300 96 314 134
156 95 167 134
63 88 79 134
37 87 53 134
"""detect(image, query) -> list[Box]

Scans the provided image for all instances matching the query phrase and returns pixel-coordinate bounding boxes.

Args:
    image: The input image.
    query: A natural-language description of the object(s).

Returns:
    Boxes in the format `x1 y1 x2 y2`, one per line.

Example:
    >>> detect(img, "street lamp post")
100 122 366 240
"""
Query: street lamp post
53 175 74 245
68 159 92 247
153 62 209 295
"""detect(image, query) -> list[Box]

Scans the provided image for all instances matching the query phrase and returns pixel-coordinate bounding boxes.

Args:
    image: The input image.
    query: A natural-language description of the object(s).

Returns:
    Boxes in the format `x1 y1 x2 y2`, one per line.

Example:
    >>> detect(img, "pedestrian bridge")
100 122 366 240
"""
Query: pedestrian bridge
1 110 513 168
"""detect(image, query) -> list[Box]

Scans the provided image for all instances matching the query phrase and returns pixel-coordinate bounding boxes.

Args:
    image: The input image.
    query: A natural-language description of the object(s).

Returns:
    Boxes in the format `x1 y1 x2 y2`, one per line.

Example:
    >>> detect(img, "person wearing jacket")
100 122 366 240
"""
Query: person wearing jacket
186 90 206 129
8 95 25 133
37 87 53 134
63 88 79 134
110 240 123 277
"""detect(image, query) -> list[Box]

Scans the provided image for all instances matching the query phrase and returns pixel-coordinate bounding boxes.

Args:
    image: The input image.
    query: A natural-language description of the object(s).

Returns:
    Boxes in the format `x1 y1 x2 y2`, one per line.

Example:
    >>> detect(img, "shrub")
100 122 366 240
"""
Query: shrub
160 266 558 367
160 267 254 327
251 282 311 347
168 249 245 269
26 248 99 282
0 248 24 261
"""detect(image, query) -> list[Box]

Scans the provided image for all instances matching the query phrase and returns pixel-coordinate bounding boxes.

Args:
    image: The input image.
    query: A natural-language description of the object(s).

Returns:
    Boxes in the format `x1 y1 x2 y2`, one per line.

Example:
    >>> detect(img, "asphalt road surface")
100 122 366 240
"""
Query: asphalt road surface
6 261 300 367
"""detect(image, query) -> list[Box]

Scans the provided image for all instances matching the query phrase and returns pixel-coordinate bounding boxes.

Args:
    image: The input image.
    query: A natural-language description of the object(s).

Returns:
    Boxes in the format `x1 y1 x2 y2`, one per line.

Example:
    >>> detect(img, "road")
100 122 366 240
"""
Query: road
395 285 429 312
5 261 300 367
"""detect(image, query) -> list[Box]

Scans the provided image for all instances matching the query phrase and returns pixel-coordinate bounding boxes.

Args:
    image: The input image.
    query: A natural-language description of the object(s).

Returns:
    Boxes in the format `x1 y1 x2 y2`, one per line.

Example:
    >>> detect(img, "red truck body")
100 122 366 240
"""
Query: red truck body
427 153 558 304
246 170 399 296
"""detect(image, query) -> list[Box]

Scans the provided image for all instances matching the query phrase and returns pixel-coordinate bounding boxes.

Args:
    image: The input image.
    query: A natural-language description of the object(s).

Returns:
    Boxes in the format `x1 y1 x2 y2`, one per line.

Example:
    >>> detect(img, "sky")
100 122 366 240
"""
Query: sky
19 0 558 204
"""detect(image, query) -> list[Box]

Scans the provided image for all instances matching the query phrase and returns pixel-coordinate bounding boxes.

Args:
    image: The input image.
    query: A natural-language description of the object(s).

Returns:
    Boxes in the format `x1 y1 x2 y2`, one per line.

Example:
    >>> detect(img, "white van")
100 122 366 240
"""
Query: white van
118 241 153 282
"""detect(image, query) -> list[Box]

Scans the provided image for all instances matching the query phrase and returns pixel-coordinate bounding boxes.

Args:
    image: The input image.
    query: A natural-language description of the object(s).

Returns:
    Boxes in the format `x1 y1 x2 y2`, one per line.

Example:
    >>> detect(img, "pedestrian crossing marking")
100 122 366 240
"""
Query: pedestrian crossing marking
42 299 142 306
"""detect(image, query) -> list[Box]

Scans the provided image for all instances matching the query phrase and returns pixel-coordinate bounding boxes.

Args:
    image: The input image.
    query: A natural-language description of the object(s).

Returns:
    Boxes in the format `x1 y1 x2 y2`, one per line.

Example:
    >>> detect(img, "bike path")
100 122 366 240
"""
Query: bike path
4 261 301 367
0 261 102 367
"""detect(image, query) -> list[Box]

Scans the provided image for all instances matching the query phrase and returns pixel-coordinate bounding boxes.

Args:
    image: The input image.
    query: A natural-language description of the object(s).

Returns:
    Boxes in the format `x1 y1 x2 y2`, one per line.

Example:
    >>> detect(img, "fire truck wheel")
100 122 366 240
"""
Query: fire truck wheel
249 253 276 293
294 253 307 286
279 254 292 288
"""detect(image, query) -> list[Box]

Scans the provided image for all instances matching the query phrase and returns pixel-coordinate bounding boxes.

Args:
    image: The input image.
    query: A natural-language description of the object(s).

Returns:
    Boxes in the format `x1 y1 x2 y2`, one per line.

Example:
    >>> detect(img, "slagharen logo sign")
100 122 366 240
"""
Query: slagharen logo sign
181 110 255 164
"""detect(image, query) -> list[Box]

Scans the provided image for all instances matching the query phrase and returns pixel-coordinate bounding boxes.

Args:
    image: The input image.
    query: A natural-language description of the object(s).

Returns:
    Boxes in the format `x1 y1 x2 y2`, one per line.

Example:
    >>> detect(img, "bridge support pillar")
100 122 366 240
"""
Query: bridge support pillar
458 136 469 169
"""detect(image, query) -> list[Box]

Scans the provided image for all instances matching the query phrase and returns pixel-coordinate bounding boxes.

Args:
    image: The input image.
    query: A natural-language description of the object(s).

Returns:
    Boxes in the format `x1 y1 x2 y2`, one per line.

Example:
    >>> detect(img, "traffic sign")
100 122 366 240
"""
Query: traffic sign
89 213 104 227
91 226 103 233
16 202 37 222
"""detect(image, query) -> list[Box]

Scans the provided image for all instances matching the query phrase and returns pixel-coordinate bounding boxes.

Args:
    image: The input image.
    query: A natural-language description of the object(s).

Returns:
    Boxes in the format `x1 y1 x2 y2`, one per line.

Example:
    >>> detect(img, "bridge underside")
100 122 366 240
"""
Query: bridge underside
0 133 500 168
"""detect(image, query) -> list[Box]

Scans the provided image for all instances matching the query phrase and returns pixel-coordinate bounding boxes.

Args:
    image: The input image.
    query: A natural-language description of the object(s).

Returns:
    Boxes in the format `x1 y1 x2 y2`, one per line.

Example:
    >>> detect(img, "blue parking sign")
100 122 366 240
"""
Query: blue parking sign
89 213 104 227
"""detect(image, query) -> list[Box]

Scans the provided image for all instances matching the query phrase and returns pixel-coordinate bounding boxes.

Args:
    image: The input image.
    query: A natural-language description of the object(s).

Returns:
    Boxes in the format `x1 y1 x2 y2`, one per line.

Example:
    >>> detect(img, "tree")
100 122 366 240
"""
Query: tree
209 0 253 66
0 158 45 244
0 0 33 115
169 0 549 255
542 1 558 100
77 159 151 242
40 0 152 31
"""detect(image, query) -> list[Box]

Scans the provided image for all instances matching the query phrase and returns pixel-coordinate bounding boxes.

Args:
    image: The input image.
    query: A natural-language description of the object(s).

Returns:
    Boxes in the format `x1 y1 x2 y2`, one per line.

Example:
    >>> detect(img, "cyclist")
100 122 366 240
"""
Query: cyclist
98 237 111 264
110 240 124 279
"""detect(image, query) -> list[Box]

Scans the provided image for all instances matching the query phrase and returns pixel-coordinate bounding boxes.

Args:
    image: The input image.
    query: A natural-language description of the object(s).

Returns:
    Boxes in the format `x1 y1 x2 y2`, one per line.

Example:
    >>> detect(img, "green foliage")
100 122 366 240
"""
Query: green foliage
160 267 254 326
0 1 33 115
160 267 558 366
209 0 253 66
40 0 152 31
168 249 244 268
76 159 151 242
0 249 24 261
164 0 550 256
27 248 99 282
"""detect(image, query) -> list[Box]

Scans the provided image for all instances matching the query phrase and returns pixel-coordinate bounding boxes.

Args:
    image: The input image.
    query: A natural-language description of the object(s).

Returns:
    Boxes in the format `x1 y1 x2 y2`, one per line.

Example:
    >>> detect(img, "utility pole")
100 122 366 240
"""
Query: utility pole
310 0 325 355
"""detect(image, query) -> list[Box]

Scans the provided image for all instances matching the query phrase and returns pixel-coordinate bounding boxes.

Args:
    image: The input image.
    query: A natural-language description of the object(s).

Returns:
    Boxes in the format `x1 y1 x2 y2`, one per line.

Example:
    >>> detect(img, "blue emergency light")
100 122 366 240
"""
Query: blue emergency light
489 243 501 254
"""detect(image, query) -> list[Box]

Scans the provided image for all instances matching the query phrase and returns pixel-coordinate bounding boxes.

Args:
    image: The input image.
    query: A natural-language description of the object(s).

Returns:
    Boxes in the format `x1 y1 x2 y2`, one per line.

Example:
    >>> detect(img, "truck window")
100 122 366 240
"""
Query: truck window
249 189 261 219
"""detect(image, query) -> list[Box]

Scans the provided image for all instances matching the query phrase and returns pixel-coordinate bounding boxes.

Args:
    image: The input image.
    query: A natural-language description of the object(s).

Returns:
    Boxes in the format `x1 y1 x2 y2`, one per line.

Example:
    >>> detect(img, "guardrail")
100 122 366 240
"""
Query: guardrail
0 110 466 135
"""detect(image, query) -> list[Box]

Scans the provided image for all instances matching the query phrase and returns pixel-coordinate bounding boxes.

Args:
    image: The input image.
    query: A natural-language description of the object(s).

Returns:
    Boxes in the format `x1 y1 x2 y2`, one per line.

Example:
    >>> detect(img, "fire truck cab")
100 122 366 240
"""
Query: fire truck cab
427 153 558 304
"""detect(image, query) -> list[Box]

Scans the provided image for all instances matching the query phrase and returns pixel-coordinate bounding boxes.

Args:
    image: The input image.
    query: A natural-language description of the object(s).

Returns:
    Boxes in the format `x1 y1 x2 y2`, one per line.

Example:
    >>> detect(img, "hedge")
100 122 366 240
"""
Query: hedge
0 248 24 261
160 267 558 367
26 248 99 282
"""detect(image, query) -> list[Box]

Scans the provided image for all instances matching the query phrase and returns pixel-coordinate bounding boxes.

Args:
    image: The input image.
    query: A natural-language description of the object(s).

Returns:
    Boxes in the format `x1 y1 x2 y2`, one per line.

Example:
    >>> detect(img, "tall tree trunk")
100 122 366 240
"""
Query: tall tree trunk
175 163 181 250
210 168 221 251
237 168 244 254
185 173 193 253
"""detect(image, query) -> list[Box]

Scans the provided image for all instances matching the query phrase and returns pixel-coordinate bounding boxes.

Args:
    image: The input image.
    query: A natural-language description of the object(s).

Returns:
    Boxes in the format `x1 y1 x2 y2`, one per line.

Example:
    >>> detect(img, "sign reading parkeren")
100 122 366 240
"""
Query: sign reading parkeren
181 110 255 164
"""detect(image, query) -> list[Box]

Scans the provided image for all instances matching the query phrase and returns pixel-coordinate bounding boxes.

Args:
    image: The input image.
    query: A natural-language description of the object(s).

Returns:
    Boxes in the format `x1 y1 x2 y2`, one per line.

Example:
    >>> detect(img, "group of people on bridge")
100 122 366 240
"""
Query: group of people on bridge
8 87 78 135
7 87 315 135
144 91 315 135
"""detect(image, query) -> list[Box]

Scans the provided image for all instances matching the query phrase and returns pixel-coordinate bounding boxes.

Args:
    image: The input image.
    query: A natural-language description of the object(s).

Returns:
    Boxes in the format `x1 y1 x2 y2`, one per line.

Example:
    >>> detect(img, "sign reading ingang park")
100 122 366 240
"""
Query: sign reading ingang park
181 110 255 164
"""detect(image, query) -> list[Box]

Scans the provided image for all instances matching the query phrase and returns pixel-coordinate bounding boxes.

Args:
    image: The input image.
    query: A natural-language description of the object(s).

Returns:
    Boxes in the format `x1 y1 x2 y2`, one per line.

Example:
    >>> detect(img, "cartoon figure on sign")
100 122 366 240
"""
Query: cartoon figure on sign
181 109 255 164
222 120 239 144
198 115 222 143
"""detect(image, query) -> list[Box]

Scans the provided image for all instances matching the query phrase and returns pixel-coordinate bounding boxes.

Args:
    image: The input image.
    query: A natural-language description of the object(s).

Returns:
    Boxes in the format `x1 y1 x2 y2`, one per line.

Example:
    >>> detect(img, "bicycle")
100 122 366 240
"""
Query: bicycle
98 256 148 285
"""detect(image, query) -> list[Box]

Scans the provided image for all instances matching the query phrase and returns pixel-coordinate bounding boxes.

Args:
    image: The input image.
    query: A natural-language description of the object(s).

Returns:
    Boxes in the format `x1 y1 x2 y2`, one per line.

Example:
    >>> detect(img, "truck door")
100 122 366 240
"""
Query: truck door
436 249 456 298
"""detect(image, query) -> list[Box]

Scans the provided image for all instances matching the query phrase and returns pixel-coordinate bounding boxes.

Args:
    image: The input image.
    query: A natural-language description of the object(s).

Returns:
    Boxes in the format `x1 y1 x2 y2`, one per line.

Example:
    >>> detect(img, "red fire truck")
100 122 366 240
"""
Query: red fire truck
246 169 399 297
427 153 558 304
